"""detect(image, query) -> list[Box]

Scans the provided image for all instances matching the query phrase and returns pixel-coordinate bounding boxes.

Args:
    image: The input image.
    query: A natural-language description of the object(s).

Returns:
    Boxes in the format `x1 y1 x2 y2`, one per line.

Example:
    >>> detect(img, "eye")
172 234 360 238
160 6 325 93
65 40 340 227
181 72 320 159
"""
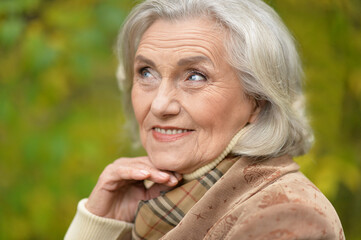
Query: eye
135 66 159 87
187 71 207 82
139 67 153 78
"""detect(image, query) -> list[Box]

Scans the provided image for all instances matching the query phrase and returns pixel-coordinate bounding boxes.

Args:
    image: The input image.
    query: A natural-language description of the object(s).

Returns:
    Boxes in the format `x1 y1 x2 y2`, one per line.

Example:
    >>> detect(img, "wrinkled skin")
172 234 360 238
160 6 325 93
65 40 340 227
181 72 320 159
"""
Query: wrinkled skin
86 17 259 221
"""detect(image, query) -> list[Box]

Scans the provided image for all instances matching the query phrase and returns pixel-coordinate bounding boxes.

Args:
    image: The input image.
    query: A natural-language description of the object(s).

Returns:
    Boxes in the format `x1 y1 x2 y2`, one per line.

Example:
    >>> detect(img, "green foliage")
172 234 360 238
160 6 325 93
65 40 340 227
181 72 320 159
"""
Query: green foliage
0 0 360 239
270 1 361 238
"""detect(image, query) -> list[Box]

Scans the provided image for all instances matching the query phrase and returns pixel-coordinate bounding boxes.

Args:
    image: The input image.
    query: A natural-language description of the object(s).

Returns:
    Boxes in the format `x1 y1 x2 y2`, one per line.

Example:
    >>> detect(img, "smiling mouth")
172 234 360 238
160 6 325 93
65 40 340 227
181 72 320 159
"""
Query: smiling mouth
153 127 193 135
152 127 194 142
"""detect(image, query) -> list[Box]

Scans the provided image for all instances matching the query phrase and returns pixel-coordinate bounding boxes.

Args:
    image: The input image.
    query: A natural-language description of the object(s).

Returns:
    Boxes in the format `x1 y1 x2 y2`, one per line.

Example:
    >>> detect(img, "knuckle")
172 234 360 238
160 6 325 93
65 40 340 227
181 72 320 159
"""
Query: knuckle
103 163 115 172
113 158 124 165
113 157 132 165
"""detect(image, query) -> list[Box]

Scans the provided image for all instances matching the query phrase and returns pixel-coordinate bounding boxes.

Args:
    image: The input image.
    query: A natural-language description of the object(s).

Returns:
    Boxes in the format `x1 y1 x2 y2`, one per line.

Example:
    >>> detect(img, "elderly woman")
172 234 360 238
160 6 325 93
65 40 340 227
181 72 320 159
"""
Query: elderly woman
65 0 344 239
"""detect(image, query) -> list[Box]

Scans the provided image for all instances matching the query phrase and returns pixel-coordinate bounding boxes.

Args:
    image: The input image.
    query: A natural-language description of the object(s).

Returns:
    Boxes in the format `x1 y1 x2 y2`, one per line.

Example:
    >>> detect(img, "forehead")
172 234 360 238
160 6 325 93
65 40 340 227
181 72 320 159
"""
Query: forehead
136 17 227 62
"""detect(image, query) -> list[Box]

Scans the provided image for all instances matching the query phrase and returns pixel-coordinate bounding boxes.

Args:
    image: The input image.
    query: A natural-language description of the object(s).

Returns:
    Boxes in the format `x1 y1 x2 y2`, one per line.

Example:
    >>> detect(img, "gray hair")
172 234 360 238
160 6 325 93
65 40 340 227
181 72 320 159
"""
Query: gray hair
116 0 314 158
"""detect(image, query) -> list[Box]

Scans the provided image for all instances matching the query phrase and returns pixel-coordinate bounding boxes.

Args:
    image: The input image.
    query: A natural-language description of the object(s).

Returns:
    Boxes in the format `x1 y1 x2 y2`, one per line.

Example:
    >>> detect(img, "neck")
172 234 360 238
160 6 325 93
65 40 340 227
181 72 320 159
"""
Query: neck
182 130 242 181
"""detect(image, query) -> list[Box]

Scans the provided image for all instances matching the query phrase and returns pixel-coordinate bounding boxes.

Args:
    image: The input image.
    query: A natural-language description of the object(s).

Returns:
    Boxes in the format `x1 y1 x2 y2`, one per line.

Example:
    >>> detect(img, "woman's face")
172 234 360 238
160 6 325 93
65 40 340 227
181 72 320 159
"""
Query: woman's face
132 17 258 174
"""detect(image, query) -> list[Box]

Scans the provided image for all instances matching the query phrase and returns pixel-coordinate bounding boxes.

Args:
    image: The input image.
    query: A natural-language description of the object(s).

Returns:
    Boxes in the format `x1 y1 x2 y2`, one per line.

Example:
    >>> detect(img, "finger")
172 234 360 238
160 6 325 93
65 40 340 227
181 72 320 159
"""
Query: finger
123 157 180 185
167 174 179 187
146 170 171 183
149 171 179 187
115 166 172 185
163 171 183 186
109 157 179 187
131 156 176 182
112 157 168 182
174 172 183 181
97 166 150 192
115 167 151 181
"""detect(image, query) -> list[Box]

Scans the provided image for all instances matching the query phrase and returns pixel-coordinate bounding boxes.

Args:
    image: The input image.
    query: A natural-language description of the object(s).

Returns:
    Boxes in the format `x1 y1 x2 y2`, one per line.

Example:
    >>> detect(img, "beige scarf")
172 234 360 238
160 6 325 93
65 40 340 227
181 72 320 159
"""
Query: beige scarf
132 157 238 240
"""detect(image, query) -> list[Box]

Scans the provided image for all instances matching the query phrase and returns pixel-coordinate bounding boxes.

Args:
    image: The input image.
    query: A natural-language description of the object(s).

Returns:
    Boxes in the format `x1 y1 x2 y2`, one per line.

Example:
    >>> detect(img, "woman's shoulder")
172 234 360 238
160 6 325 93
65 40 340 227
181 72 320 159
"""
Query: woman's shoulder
203 156 345 240
222 171 344 240
254 170 340 220
253 170 333 212
231 155 339 215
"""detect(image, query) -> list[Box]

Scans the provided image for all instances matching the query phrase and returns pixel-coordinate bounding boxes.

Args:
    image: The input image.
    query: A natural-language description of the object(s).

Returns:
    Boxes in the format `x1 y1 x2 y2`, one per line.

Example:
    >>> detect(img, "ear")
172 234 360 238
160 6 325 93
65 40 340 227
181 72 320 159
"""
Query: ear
248 99 264 124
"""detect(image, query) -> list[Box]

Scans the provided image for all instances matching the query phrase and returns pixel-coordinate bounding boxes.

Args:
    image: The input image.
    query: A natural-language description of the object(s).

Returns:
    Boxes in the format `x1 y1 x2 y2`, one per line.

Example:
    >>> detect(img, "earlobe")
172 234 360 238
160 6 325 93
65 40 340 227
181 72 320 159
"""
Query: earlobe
248 99 264 124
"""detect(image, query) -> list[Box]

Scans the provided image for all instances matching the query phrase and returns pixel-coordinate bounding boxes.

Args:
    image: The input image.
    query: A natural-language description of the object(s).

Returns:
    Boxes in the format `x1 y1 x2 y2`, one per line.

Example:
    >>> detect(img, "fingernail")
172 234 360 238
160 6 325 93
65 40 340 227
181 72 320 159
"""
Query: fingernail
139 170 150 176
158 172 169 179
170 176 178 184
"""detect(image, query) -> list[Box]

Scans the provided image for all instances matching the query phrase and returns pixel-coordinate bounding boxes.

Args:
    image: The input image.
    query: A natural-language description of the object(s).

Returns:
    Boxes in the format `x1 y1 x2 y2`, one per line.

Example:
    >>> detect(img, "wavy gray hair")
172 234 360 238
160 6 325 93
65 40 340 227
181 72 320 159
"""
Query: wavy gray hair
116 0 313 158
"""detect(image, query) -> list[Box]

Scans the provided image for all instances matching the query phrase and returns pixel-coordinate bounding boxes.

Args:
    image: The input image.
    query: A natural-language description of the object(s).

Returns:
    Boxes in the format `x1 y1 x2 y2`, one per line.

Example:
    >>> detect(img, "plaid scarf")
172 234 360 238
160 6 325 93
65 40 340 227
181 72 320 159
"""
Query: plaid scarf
132 157 237 240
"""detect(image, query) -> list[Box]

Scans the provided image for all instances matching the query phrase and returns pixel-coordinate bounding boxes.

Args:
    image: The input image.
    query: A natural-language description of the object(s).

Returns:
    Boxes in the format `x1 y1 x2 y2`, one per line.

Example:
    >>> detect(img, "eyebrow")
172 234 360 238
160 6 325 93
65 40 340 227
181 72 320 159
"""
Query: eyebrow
134 55 214 67
134 55 156 67
177 56 214 67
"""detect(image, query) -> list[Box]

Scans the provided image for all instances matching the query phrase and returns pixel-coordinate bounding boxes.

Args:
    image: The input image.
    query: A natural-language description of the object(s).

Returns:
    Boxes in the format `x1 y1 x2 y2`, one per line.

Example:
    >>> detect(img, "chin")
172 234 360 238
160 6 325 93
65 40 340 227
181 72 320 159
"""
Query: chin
148 151 192 173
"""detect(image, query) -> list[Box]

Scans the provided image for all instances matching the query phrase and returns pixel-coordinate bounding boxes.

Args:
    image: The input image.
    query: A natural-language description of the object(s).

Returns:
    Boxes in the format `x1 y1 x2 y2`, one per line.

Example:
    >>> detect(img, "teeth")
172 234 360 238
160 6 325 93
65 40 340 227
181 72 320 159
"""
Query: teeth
154 127 190 135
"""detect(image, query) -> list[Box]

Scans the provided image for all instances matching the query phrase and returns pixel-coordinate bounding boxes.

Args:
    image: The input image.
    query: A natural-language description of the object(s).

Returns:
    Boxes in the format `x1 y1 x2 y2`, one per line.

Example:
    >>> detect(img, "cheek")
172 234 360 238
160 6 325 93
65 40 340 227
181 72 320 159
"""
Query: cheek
194 101 222 126
131 87 148 124
187 89 231 123
186 87 252 131
182 99 224 137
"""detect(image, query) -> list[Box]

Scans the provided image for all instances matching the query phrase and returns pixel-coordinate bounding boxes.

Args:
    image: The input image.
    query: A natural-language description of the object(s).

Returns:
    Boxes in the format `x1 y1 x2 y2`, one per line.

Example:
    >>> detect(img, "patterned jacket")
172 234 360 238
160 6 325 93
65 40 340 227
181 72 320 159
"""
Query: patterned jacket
65 155 345 240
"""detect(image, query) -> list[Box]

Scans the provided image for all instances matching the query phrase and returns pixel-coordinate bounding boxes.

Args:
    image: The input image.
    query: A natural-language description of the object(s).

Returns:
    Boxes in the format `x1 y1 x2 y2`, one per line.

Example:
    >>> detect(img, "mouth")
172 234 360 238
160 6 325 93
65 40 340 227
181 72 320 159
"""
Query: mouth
151 126 194 142
153 127 192 134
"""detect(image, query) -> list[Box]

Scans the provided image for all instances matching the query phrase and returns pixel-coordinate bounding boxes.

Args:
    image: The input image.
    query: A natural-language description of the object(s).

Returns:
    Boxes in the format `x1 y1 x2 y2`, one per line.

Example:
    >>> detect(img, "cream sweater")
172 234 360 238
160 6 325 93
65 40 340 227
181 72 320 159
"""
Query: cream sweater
64 199 133 240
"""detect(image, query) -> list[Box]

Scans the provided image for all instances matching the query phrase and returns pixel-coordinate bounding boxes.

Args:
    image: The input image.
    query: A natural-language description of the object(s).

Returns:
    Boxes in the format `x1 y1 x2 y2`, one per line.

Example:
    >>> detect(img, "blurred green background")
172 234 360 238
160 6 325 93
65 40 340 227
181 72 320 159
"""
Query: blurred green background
0 0 360 239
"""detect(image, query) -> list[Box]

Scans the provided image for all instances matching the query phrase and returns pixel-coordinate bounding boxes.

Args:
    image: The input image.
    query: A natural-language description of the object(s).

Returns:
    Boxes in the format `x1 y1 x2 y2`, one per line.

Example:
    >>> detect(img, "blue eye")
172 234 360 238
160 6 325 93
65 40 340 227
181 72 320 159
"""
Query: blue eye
188 72 206 81
140 68 152 78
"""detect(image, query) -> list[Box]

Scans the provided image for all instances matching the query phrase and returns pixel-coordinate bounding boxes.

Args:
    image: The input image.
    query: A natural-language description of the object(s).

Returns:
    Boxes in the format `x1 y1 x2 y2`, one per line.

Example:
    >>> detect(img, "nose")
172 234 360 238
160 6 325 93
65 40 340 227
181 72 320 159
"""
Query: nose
150 80 181 118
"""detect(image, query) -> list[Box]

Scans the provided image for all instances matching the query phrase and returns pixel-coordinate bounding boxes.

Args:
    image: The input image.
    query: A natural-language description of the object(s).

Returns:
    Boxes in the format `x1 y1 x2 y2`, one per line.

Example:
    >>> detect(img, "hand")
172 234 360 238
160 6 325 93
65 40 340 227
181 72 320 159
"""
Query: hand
85 156 182 222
